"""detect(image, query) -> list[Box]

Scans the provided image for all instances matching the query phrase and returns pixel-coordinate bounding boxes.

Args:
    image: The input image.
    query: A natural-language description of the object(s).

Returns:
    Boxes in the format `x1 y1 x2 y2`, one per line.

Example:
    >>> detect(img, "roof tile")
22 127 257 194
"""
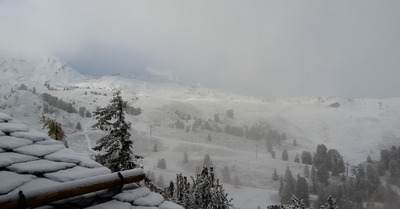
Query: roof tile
0 152 38 168
44 148 82 164
11 130 50 142
0 122 29 133
7 159 76 175
0 171 35 195
13 143 64 157
0 136 33 150
85 200 132 209
44 166 110 182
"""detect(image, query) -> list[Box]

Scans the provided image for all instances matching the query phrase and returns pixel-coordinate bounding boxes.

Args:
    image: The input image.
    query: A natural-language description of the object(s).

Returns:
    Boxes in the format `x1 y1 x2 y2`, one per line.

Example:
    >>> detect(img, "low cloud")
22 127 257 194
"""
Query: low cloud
1 0 400 98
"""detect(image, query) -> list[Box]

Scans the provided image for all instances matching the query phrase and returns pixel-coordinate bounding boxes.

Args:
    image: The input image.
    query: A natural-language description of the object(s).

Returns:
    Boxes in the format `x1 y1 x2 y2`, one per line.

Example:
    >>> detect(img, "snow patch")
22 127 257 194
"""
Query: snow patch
0 122 29 133
0 171 35 195
131 206 158 209
0 152 38 168
158 201 185 209
0 136 33 150
13 143 65 157
133 192 164 207
0 112 12 122
11 130 51 142
35 139 64 145
0 130 4 136
85 200 131 209
44 166 110 182
8 178 61 195
78 155 103 168
44 148 82 164
113 187 151 202
7 159 75 174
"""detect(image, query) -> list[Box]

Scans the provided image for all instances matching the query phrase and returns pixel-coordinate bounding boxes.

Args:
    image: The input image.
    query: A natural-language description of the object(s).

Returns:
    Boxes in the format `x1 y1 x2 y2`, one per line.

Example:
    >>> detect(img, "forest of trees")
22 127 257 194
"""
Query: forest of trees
41 93 77 114
276 143 400 209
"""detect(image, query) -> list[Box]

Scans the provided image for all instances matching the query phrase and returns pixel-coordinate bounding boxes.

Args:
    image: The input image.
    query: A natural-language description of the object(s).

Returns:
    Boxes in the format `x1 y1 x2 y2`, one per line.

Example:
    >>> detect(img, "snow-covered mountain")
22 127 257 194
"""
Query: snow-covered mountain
1 55 399 209
0 55 88 88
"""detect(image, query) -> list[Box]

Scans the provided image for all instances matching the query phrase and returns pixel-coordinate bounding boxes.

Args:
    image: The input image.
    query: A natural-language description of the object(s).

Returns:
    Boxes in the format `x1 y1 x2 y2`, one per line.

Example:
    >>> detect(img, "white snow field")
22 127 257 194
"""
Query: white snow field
1 55 400 208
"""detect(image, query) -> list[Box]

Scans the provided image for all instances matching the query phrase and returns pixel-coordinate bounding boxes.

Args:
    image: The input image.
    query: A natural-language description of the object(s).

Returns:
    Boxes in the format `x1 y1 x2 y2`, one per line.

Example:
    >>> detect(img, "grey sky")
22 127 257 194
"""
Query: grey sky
1 1 400 98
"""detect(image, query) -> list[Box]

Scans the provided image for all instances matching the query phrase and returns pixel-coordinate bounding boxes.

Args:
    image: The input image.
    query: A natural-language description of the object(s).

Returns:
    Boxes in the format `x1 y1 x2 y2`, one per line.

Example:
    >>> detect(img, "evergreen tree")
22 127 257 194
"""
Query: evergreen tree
92 90 139 172
302 151 312 165
304 164 310 178
157 159 167 169
279 167 295 204
317 164 330 186
226 109 234 119
295 175 310 207
294 153 300 163
311 165 318 194
320 196 339 209
314 144 327 168
272 168 279 181
367 155 373 163
203 154 212 167
40 115 68 148
271 150 276 159
282 149 289 161
75 122 82 130
165 167 233 209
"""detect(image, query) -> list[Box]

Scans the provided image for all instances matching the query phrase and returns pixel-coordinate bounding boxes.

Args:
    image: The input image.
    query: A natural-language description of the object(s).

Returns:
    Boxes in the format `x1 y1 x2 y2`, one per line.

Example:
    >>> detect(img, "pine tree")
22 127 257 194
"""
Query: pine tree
75 122 82 130
203 154 212 167
294 153 300 163
282 149 289 161
271 150 276 159
272 168 279 181
92 90 139 172
166 167 233 209
157 159 167 169
317 164 330 186
320 196 339 209
311 165 318 194
304 164 310 178
40 115 68 148
279 166 295 204
367 155 373 163
295 175 310 207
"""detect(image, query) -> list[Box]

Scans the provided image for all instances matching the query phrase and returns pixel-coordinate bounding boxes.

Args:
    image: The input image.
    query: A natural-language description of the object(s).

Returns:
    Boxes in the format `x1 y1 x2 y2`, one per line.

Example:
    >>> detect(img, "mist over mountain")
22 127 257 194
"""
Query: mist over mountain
1 55 400 208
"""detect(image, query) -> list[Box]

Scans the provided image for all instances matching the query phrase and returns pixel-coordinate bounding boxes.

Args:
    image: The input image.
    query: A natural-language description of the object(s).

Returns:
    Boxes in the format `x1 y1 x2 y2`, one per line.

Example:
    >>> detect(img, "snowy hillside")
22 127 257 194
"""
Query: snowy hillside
1 55 400 208
0 55 88 89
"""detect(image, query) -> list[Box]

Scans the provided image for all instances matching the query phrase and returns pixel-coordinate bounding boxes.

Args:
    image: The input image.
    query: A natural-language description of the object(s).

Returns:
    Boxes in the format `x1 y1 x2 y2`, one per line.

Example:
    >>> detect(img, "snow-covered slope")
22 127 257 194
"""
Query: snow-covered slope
1 55 400 208
0 55 88 88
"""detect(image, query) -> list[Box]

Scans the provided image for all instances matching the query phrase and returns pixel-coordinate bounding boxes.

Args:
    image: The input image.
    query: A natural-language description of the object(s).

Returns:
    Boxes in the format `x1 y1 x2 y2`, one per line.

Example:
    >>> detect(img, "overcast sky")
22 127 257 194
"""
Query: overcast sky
1 1 400 98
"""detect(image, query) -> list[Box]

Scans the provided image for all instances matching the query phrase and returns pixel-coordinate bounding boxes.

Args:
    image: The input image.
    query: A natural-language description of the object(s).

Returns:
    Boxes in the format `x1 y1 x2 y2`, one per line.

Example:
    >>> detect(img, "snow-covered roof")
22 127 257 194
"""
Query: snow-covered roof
0 112 183 209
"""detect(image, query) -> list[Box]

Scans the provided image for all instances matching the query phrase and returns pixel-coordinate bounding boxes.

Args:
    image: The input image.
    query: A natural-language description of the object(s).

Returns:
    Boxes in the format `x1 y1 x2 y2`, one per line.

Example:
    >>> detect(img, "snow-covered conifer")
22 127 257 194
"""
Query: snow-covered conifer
40 115 68 148
92 90 139 172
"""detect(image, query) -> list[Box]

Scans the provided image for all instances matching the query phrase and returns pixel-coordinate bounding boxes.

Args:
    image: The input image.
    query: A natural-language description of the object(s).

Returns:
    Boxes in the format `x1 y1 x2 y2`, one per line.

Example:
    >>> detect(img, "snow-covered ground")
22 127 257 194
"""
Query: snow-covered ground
1 55 400 208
